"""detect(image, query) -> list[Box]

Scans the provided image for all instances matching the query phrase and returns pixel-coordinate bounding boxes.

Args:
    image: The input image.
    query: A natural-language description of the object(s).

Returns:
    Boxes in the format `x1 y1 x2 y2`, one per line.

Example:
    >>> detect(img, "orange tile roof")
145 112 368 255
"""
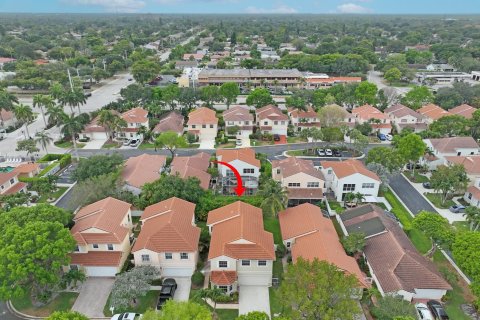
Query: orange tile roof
279 203 368 288
72 197 131 245
13 163 40 175
3 181 27 195
352 104 388 121
0 171 19 185
223 106 253 122
70 251 123 267
122 154 166 188
133 197 200 253
418 104 451 120
449 104 476 119
216 148 260 167
122 107 148 124
321 159 380 181
385 104 426 120
207 201 275 260
445 155 480 175
427 137 479 154
288 106 319 120
183 53 204 60
170 152 211 189
210 271 237 285
305 77 362 84
272 157 324 180
255 105 289 121
467 186 480 200
153 111 185 134
187 107 218 125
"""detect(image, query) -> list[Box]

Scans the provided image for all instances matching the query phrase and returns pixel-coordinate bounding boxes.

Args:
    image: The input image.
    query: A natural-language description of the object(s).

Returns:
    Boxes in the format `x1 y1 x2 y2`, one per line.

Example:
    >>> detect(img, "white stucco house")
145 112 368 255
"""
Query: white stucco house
222 106 254 138
384 104 428 133
465 177 480 208
118 107 149 141
423 137 480 170
255 105 289 136
216 148 260 195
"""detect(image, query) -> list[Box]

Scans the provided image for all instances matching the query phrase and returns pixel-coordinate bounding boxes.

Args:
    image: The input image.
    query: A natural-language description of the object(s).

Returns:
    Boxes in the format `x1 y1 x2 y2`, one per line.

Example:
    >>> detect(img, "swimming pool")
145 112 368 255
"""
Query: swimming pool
0 166 14 173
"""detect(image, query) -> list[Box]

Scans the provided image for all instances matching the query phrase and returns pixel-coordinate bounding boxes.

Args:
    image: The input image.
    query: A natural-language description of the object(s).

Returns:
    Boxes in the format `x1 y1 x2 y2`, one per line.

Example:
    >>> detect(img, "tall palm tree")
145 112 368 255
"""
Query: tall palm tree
61 113 85 161
193 287 225 316
257 179 288 217
33 94 54 126
35 131 53 153
46 105 67 127
464 206 480 231
59 87 86 114
0 88 18 124
13 104 34 138
354 192 366 205
111 116 127 140
49 82 64 101
97 109 116 140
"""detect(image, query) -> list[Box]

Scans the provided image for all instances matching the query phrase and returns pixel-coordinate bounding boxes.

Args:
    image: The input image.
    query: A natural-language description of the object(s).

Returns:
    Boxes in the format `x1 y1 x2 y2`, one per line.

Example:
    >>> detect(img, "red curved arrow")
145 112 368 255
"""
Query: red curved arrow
213 161 245 196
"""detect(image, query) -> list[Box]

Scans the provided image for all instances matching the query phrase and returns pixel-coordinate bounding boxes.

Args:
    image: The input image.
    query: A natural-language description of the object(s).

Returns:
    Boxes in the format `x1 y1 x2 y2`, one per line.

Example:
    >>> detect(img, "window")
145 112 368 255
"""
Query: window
263 121 268 125
258 260 267 266
9 178 14 184
218 285 228 293
192 125 196 129
107 244 114 251
180 253 188 260
307 182 319 188
288 182 300 187
74 245 80 252
229 285 233 291
276 169 280 174
226 170 235 177
165 253 173 260
286 242 291 248
141 254 150 262
362 183 375 189
241 260 250 266
70 264 79 271
243 168 254 174
228 121 234 125
468 193 473 200
245 121 249 125
92 244 98 249
219 261 228 268
202 124 206 128
210 124 214 128
281 121 285 125
274 121 278 125
327 169 332 174
343 184 355 192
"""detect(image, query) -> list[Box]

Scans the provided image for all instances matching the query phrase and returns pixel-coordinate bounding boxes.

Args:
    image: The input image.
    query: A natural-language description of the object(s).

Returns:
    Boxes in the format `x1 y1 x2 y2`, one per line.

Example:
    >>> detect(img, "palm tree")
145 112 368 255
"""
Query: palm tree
13 104 34 138
464 206 480 231
97 109 116 140
0 88 18 124
344 192 356 207
111 116 127 140
49 82 64 101
59 87 86 114
257 179 288 217
35 131 53 153
61 113 85 161
46 105 67 127
354 192 366 205
193 287 225 316
33 94 54 127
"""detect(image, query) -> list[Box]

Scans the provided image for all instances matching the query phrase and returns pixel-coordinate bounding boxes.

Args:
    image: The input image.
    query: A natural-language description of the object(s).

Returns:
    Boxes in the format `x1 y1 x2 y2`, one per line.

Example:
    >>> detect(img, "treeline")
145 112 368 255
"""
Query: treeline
278 53 369 75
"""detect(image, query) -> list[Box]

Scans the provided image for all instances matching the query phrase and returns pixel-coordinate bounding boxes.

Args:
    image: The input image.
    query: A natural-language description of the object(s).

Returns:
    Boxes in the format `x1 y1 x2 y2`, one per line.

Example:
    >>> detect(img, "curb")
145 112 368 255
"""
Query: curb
387 185 415 218
440 250 472 285
7 300 44 320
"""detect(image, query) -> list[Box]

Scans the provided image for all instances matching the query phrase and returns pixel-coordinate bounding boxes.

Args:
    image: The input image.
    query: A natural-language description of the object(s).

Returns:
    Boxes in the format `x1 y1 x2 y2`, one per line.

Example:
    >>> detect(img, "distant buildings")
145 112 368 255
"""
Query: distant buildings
197 69 303 88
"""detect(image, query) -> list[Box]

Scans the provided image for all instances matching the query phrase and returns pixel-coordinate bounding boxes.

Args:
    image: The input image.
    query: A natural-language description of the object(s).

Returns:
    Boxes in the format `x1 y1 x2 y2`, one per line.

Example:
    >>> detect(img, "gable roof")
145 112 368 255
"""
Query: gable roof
255 105 289 121
288 106 319 120
13 163 40 175
341 205 451 293
0 171 19 185
187 107 218 125
427 137 479 154
153 111 184 134
445 155 480 175
352 104 388 120
170 152 211 189
223 106 253 122
82 110 120 133
384 104 426 120
207 201 275 260
449 104 476 119
321 159 380 181
71 197 131 245
132 197 200 253
122 154 166 189
418 104 451 120
216 148 260 168
271 157 324 180
122 107 148 124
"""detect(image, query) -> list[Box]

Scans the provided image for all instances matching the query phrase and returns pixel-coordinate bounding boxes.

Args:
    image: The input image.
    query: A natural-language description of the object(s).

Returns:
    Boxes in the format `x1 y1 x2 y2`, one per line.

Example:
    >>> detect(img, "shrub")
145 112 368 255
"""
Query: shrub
191 271 205 287
196 192 263 221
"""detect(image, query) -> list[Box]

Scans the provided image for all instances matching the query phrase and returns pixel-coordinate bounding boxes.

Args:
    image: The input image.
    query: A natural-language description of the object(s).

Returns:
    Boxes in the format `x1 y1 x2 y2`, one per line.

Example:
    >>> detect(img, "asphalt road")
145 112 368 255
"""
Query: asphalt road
389 174 438 215
0 301 23 320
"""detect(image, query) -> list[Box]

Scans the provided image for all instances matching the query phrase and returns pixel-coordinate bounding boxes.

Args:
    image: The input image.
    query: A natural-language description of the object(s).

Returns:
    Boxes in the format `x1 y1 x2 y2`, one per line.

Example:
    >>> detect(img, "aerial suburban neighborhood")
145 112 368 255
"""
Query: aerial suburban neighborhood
1 3 480 320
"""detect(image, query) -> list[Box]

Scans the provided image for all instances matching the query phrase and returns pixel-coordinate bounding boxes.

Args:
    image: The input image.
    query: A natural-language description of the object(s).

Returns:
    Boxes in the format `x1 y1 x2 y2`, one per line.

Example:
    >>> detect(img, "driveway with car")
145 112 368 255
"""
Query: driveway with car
238 285 270 317
72 278 115 318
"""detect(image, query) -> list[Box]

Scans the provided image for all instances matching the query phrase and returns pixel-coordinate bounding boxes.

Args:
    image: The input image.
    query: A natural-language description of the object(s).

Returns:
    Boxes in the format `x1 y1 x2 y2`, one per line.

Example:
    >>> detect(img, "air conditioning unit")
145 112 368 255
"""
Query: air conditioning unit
364 277 373 284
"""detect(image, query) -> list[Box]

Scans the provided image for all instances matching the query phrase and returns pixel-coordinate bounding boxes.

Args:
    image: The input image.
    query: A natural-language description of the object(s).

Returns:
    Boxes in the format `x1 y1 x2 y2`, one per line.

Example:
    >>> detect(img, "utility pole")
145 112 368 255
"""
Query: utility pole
102 59 106 71
67 68 74 92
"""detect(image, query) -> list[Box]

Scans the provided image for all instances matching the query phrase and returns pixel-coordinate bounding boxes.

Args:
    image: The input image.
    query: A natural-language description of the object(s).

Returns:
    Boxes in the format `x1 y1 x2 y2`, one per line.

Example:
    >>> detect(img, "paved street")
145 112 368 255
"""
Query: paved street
0 302 21 320
389 174 438 215
367 70 412 96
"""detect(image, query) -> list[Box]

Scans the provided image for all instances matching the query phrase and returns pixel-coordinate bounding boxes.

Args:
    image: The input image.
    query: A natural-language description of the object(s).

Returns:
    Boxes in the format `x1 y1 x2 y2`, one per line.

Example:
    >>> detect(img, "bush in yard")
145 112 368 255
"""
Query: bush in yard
191 271 205 287
72 153 124 181
46 311 89 320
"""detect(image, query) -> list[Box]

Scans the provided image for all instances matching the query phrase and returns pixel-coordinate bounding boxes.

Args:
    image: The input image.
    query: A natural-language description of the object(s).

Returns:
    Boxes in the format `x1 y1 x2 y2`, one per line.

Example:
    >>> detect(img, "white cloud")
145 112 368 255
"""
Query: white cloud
68 0 146 12
245 5 297 14
337 3 372 13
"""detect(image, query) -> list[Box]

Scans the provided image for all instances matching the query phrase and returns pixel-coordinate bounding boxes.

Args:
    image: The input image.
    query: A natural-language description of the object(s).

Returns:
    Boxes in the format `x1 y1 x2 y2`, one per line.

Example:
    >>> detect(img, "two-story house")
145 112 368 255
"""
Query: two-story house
288 106 321 132
423 137 480 170
12 163 40 178
216 148 260 195
384 104 428 133
187 107 218 147
320 159 381 202
207 201 275 316
68 197 133 277
132 197 200 277
152 111 185 136
118 107 149 141
279 203 369 293
272 157 325 206
170 152 212 190
0 171 27 196
121 154 167 195
465 177 480 208
222 106 254 138
417 104 451 124
255 105 289 136
349 105 392 134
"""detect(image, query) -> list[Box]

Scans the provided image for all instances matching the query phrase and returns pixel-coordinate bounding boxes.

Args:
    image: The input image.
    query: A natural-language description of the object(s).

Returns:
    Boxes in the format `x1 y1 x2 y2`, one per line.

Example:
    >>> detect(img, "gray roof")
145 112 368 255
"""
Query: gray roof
345 216 386 237
340 204 378 221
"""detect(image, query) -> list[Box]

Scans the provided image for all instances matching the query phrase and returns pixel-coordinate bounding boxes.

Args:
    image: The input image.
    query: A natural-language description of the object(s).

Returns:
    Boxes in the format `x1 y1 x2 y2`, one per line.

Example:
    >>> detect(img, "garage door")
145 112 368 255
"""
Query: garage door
92 132 108 140
238 273 271 286
162 267 194 277
86 266 117 277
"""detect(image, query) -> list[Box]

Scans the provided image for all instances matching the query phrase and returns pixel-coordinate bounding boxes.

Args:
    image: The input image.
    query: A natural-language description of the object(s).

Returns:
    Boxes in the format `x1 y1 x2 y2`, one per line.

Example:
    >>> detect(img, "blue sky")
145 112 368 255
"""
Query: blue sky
1 0 480 14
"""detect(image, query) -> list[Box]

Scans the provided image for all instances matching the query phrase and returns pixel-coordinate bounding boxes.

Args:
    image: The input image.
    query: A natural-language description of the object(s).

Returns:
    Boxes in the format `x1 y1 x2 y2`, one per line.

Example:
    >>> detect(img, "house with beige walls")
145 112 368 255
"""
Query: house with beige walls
187 107 218 145
0 171 27 195
288 106 321 132
132 197 200 277
384 104 428 133
348 104 392 134
118 107 149 141
255 105 289 136
223 106 254 138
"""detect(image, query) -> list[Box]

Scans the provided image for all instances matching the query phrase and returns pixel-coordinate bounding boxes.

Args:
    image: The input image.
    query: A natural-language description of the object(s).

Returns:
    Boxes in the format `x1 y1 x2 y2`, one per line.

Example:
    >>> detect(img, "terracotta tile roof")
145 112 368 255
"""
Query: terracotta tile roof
385 104 426 120
449 104 476 119
71 197 131 245
121 107 148 124
278 203 368 288
70 251 123 267
207 201 275 260
467 186 480 200
427 137 479 154
183 53 204 60
321 159 380 181
341 205 451 293
170 152 211 189
288 106 319 120
445 155 480 175
371 123 392 129
352 104 388 121
216 148 260 167
210 271 237 285
255 105 289 121
122 154 166 189
305 77 361 84
272 157 325 180
187 107 218 125
82 111 119 134
0 171 19 185
297 122 321 128
223 106 254 122
3 181 27 195
13 163 40 174
287 188 323 200
133 197 200 253
153 111 185 134
418 104 451 120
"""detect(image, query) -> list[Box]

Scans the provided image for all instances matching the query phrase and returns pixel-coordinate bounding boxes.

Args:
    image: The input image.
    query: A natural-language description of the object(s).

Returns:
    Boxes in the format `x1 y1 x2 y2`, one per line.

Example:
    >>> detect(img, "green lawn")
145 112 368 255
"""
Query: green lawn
453 221 470 232
404 171 430 183
37 186 69 203
138 142 155 150
54 141 85 149
328 200 345 214
102 141 121 149
11 292 79 317
215 309 238 319
250 139 274 146
287 136 307 143
384 189 413 230
269 287 283 317
263 216 282 245
407 228 432 254
103 290 159 316
217 143 236 149
425 193 455 209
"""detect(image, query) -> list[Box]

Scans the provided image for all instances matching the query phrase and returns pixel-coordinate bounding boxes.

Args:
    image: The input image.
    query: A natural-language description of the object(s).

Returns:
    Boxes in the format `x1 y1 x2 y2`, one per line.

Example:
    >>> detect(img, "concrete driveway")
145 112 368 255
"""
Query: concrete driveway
82 138 107 149
173 277 191 302
239 285 270 317
72 278 115 318
199 139 215 149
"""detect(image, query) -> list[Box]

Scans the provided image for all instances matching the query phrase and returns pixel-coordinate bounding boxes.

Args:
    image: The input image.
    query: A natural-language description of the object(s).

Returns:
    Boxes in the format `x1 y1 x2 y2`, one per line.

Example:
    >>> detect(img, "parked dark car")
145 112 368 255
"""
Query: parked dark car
406 162 422 170
377 133 387 141
156 278 177 310
84 92 92 97
422 182 431 189
427 300 449 320
273 134 280 142
332 149 342 157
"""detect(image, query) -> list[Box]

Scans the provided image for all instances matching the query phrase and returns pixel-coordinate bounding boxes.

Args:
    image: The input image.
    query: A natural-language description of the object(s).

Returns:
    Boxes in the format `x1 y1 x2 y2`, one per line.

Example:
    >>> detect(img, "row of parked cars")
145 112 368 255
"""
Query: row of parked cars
416 300 449 320
317 148 342 157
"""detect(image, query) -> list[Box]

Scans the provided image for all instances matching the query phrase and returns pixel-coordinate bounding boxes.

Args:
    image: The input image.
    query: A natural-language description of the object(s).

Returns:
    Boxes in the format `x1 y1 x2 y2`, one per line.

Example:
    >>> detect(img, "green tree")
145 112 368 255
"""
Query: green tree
413 211 455 252
142 301 212 320
98 110 126 140
349 129 369 155
280 258 360 320
430 163 469 205
354 81 378 106
341 232 366 255
299 127 323 148
61 113 85 161
131 59 160 84
161 84 181 110
400 86 434 110
193 287 225 316
59 87 87 114
317 104 347 127
154 131 187 160
16 139 39 156
0 88 18 124
236 311 269 320
35 131 53 153
366 147 405 173
429 115 469 137
464 206 480 231
452 231 480 286
33 94 54 126
470 109 480 139
179 87 199 113
371 296 417 320
246 88 274 108
201 85 221 108
46 311 89 320
219 82 240 109
73 153 124 181
13 103 34 138
396 133 426 176
46 105 66 127
257 178 288 217
384 67 402 85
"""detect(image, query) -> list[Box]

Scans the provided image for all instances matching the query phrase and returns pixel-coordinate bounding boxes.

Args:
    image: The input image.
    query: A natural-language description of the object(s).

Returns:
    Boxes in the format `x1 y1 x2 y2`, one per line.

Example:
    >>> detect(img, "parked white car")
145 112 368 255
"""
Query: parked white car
111 313 142 320
385 134 393 141
415 303 433 320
